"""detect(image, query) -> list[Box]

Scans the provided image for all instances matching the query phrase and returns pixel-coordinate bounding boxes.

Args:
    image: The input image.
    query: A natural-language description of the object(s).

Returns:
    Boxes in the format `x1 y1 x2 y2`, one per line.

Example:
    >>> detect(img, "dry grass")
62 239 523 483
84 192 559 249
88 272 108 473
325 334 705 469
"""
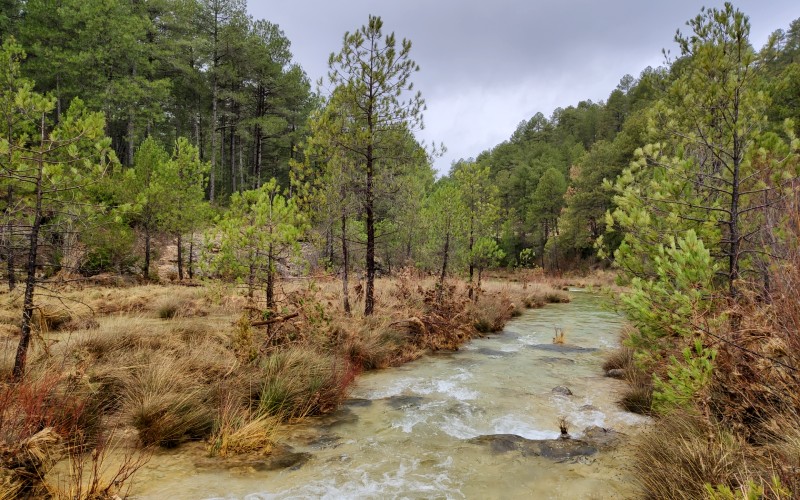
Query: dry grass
486 268 620 291
340 318 409 370
0 427 62 499
0 272 573 495
633 412 752 499
603 325 636 373
123 355 214 447
471 293 515 333
45 432 150 500
208 397 279 457
620 367 654 415
257 348 354 420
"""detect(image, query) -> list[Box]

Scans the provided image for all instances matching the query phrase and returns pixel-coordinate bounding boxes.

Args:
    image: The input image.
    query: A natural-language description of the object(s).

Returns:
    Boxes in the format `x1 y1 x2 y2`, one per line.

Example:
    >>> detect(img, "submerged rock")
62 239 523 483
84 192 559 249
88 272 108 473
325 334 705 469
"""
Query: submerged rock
254 450 311 471
468 426 624 460
528 344 599 354
195 444 311 472
308 434 342 450
318 407 359 428
343 398 373 408
538 356 576 365
476 347 515 357
384 394 426 409
605 368 625 379
581 426 624 451
551 386 573 396
467 434 597 460
579 404 599 412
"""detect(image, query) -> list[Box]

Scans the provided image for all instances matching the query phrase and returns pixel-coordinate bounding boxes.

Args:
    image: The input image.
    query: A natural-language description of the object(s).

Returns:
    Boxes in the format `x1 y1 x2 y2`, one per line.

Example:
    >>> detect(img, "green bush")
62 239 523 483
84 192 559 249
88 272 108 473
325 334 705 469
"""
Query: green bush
652 339 716 414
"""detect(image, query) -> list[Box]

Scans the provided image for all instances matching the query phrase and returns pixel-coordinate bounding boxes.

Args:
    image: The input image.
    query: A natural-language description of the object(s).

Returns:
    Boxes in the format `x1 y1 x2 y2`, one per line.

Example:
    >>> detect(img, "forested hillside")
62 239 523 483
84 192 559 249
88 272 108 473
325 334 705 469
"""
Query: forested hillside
471 14 800 272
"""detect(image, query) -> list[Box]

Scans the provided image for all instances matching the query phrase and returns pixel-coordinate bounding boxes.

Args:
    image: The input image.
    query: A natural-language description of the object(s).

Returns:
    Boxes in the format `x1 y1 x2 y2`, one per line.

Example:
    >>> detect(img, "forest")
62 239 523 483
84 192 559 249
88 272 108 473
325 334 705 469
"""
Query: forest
0 0 799 498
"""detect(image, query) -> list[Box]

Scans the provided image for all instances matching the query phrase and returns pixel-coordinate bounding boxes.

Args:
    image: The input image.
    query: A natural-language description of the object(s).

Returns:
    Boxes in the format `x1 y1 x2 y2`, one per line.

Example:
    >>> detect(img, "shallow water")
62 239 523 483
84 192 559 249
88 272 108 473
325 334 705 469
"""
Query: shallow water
132 290 647 499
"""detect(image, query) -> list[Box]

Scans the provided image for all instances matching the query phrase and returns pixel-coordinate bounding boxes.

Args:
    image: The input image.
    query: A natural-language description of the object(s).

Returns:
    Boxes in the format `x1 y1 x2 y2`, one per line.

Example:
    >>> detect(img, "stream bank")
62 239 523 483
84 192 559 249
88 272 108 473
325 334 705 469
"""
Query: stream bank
132 290 648 499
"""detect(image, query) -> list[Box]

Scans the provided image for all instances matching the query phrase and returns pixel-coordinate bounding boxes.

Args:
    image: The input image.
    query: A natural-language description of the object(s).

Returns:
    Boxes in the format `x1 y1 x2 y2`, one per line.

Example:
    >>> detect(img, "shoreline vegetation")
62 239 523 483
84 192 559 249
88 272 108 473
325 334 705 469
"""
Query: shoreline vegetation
603 257 800 499
0 270 586 498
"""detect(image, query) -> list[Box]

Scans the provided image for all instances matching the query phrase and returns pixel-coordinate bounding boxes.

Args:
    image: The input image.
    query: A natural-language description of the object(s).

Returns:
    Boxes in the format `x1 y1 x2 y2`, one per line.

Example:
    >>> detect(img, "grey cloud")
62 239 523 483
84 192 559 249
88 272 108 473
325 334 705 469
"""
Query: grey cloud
249 1 800 172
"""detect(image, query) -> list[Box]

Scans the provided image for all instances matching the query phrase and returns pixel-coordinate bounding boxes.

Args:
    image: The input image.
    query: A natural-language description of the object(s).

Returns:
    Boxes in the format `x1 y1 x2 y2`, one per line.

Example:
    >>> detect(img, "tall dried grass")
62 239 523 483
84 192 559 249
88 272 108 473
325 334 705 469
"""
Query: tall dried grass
208 396 279 457
633 412 752 499
257 348 355 420
45 432 150 500
123 355 213 447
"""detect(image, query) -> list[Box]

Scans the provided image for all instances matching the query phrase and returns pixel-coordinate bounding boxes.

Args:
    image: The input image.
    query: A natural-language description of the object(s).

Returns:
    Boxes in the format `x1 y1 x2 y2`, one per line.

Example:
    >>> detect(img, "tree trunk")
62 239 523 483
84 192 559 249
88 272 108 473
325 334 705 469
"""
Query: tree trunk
247 259 255 300
238 137 244 193
229 126 235 194
177 233 183 281
266 243 275 310
5 184 15 291
127 112 135 167
254 125 262 189
13 125 45 380
143 226 151 278
365 148 375 316
188 236 194 280
437 230 450 303
209 78 218 201
468 218 474 299
728 106 742 297
341 212 351 315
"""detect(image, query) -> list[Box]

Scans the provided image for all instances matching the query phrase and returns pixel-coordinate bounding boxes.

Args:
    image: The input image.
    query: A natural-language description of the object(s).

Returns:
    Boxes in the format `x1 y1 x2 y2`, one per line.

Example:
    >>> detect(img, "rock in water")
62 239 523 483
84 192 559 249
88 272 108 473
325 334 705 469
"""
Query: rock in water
551 385 573 396
467 434 597 460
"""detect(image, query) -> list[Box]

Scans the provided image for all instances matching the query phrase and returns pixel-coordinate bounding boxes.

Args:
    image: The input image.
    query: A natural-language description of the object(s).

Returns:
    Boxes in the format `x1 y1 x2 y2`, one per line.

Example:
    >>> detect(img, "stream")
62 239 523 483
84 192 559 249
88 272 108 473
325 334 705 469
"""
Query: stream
132 290 648 499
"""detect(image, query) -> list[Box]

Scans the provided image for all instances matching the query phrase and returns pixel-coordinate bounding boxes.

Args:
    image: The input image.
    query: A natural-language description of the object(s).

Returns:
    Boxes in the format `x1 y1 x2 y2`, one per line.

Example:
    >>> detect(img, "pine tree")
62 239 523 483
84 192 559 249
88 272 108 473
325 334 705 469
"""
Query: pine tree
316 15 426 316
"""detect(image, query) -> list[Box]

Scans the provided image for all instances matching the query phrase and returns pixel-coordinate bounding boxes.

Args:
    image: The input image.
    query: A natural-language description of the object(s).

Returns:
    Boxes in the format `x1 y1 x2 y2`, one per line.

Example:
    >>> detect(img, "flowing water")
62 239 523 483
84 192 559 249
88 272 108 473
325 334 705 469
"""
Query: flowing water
132 290 648 499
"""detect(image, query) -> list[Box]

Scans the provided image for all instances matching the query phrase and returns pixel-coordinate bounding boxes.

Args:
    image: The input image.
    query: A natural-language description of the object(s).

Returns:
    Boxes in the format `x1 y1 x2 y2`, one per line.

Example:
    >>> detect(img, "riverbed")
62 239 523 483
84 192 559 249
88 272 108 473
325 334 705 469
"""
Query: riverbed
132 290 647 499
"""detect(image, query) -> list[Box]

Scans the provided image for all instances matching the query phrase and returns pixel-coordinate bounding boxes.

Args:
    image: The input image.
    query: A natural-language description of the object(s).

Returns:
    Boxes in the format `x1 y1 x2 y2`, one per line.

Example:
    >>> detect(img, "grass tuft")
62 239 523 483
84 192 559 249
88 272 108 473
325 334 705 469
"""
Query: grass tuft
123 356 213 447
257 348 354 420
633 412 751 499
208 397 279 457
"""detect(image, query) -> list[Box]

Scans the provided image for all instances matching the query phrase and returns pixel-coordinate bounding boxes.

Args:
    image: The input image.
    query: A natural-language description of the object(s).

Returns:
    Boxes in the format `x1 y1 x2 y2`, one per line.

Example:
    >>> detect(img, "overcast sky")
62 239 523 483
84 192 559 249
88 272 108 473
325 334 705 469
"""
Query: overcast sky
248 1 800 174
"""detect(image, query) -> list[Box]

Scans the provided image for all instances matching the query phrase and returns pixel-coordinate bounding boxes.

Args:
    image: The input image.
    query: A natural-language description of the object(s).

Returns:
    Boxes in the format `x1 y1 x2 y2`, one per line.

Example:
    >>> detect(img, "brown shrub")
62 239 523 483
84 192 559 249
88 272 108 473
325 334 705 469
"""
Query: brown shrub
471 293 514 334
0 427 62 499
0 373 102 448
32 307 73 333
342 320 410 370
603 327 636 373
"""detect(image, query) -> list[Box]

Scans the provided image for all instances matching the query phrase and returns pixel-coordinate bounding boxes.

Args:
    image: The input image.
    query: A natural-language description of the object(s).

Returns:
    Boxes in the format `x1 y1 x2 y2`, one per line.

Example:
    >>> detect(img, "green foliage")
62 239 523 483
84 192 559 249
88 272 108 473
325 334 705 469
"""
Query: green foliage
206 179 305 299
306 14 430 314
705 477 791 500
652 339 716 413
471 237 505 272
619 230 718 351
420 180 466 275
79 213 137 275
518 248 535 268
